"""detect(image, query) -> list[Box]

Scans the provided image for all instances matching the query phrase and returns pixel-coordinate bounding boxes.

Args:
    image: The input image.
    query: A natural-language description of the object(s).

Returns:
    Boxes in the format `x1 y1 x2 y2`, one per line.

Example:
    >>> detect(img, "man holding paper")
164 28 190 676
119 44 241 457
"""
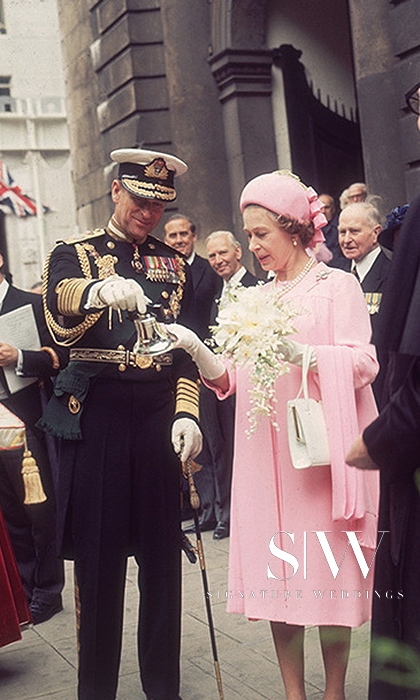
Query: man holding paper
0 252 65 624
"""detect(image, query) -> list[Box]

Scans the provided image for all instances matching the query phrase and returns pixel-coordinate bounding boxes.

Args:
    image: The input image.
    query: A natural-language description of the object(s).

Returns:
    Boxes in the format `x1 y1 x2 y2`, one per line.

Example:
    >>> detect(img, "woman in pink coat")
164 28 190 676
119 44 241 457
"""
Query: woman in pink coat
170 171 380 700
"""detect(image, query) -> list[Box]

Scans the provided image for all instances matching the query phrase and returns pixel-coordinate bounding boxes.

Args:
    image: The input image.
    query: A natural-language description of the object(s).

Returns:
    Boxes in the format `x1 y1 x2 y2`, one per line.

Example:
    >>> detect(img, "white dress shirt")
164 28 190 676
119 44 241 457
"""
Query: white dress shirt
351 246 381 283
219 266 247 308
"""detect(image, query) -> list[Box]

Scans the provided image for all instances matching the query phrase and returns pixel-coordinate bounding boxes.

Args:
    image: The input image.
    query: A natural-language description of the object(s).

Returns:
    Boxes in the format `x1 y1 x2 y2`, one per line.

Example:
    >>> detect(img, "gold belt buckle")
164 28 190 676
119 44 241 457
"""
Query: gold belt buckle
133 355 154 370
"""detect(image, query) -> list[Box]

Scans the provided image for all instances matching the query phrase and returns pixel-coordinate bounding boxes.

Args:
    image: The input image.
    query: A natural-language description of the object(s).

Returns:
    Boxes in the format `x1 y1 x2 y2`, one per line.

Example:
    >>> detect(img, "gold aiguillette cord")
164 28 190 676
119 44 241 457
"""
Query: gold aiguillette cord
108 307 123 330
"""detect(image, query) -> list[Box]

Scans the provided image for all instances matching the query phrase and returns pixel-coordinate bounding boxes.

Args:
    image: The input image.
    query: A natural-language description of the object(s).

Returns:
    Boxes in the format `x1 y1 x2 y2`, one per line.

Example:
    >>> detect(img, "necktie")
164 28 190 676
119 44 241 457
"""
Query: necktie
352 267 360 282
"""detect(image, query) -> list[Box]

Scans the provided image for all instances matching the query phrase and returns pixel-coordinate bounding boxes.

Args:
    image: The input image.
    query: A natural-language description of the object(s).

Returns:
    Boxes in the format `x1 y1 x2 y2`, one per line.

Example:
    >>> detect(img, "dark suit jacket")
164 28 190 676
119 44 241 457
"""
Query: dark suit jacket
333 250 392 407
332 249 390 288
360 251 391 295
240 270 259 288
1 286 59 430
332 250 391 338
209 268 259 328
188 254 221 339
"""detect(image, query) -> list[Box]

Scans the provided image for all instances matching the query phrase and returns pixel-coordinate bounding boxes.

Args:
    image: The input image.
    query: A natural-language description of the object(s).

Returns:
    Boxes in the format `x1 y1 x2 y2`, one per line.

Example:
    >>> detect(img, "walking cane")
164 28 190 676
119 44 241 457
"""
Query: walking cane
183 457 225 700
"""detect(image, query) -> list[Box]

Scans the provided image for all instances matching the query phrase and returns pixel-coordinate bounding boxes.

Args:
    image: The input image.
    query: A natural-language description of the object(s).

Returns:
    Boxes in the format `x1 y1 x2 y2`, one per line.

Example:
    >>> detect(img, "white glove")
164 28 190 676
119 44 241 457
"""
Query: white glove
279 339 317 371
87 275 150 313
166 323 225 380
171 417 203 462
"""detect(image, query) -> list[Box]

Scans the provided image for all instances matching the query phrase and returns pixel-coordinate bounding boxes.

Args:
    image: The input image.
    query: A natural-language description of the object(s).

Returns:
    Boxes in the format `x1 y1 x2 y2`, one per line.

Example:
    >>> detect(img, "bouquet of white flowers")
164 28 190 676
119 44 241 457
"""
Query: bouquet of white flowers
209 283 298 436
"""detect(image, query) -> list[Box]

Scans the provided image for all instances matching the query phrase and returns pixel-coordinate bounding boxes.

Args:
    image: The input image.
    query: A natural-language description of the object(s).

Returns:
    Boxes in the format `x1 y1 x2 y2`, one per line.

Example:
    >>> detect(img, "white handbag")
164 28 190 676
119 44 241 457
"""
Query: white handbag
286 347 330 469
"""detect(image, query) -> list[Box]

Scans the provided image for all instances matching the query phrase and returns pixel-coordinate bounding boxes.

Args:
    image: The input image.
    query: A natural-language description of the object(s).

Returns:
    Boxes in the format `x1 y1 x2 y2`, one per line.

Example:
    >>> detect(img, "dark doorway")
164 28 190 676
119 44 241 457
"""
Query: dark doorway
273 44 364 201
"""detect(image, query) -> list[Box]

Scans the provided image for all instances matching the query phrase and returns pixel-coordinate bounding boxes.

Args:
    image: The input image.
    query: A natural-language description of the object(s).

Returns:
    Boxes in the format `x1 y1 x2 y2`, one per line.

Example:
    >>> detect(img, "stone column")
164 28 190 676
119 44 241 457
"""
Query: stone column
159 0 233 251
209 49 277 268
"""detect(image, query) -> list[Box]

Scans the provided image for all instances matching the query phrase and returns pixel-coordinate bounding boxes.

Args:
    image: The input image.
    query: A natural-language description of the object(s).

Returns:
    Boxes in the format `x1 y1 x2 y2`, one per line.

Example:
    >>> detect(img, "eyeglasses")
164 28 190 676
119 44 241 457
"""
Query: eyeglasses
405 82 420 115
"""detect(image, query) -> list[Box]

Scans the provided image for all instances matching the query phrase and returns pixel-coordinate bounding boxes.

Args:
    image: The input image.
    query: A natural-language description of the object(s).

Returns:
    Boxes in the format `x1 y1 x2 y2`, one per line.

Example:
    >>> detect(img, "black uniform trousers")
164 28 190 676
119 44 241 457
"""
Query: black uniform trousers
0 388 64 605
60 378 182 700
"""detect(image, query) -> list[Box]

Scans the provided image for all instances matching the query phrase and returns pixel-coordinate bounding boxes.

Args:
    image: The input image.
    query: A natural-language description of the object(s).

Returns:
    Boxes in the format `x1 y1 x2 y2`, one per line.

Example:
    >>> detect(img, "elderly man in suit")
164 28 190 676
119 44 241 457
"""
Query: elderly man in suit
163 214 220 340
185 230 258 539
336 201 391 405
0 253 65 624
163 213 221 523
206 229 259 304
336 202 391 327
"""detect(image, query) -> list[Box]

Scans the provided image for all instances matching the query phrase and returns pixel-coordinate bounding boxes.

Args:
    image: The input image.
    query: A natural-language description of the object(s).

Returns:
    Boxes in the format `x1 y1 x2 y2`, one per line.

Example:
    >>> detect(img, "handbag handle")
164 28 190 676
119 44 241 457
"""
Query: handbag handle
295 345 312 401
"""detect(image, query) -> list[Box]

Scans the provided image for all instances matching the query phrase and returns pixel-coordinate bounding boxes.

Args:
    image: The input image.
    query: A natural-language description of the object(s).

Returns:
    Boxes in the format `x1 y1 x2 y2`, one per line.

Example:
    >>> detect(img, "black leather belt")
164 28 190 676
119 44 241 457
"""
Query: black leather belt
69 347 173 372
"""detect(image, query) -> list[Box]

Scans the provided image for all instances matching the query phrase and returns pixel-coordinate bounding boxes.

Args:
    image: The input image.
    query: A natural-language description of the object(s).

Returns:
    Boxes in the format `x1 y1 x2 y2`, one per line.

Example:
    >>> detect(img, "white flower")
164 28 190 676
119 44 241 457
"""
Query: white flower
209 284 298 436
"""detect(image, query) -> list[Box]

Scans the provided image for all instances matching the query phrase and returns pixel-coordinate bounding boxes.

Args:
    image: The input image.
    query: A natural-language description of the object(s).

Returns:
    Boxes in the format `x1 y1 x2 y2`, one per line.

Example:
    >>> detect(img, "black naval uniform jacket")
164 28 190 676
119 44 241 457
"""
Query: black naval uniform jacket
42 227 200 551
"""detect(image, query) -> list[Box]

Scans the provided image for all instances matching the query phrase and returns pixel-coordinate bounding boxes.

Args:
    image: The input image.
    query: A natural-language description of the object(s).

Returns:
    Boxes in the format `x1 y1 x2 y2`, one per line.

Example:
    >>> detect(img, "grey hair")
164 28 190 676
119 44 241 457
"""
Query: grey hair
339 201 383 228
339 188 349 210
339 182 368 210
205 230 241 250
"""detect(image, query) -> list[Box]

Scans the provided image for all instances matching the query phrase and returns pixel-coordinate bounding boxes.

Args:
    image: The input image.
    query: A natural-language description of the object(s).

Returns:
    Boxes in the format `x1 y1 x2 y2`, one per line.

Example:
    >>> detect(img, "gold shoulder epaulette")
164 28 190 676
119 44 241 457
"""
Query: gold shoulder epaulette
63 228 106 245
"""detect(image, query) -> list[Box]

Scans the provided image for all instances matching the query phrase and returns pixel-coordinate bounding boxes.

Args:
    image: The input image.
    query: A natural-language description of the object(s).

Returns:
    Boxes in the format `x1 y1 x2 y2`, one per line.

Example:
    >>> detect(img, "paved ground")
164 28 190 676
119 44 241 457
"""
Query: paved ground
0 528 370 699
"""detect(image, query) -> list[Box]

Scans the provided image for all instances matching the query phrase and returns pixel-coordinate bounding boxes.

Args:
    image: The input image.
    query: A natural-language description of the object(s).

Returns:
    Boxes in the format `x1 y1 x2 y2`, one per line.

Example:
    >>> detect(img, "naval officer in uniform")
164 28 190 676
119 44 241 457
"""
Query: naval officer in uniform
40 149 202 700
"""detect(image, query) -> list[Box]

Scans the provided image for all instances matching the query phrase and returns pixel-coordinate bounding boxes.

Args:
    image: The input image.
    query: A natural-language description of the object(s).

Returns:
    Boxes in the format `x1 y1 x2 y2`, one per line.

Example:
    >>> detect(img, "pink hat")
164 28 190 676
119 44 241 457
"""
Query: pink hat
239 170 327 247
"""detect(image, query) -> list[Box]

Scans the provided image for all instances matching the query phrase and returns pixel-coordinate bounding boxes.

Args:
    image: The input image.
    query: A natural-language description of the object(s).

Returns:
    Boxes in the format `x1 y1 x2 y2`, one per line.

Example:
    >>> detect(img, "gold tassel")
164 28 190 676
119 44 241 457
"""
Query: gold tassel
183 458 201 511
21 434 47 505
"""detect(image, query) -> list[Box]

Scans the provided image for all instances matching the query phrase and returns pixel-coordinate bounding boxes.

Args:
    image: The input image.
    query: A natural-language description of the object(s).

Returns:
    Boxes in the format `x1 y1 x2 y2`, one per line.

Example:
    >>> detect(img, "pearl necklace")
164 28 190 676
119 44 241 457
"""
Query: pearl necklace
275 257 317 296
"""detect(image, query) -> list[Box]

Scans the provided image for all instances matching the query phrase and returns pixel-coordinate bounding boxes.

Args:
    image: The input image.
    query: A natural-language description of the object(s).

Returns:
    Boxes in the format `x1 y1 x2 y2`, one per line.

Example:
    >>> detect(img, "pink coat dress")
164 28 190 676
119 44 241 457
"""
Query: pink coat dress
207 262 380 627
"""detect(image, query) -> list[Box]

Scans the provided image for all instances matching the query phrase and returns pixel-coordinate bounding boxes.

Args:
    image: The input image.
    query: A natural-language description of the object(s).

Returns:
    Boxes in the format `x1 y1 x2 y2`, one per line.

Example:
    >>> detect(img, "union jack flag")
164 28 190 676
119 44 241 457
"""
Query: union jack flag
0 159 42 217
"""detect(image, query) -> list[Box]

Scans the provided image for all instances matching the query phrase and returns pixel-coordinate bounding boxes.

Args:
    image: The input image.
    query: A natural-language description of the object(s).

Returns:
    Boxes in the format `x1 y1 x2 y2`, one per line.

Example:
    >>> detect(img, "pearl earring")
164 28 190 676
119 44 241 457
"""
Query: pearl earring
292 238 298 247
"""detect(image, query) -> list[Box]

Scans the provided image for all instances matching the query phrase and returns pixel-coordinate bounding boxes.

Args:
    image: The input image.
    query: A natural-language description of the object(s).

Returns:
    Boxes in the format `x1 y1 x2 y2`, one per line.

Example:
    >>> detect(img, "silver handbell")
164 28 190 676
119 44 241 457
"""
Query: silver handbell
132 313 176 357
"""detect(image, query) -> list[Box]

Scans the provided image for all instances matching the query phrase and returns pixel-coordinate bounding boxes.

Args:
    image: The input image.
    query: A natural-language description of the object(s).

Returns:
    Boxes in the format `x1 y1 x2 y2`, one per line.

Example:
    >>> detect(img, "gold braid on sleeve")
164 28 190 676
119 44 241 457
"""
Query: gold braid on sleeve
56 278 93 316
42 244 105 347
175 377 200 421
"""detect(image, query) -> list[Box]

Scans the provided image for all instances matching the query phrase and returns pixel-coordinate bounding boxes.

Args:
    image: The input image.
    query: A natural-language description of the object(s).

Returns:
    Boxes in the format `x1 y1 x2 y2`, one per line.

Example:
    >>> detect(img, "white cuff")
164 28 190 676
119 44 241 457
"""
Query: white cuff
15 349 24 376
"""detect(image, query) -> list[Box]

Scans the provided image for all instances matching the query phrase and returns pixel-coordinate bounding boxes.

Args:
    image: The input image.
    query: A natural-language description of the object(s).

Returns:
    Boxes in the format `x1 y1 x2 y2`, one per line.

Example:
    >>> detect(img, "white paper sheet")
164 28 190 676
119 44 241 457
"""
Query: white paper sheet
0 304 40 394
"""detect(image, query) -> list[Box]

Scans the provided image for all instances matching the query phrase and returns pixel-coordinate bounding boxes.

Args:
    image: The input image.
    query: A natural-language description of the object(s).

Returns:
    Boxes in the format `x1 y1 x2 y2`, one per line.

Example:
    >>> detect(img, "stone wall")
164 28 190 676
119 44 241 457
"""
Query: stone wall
57 0 420 252
349 0 420 206
57 0 234 255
